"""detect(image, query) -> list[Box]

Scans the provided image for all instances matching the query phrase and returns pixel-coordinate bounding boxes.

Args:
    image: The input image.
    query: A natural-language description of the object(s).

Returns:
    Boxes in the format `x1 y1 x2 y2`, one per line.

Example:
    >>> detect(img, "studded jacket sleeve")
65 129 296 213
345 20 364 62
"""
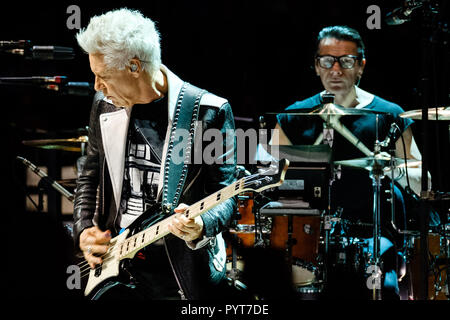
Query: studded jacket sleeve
186 102 237 247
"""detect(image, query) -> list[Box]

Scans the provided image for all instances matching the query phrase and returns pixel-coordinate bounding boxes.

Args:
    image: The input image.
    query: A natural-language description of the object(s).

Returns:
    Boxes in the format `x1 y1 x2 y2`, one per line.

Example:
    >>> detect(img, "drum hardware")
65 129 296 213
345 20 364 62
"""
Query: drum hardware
316 95 337 147
335 132 442 299
332 114 389 300
226 191 271 291
408 232 449 300
327 236 369 272
286 216 295 267
323 208 343 233
365 142 383 301
330 110 440 299
321 160 342 286
225 232 248 292
271 103 388 157
253 192 272 248
271 102 388 116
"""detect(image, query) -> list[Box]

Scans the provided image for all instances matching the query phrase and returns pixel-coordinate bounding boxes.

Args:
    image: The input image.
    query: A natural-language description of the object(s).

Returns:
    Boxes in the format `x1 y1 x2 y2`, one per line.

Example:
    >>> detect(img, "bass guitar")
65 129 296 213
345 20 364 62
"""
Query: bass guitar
80 159 289 297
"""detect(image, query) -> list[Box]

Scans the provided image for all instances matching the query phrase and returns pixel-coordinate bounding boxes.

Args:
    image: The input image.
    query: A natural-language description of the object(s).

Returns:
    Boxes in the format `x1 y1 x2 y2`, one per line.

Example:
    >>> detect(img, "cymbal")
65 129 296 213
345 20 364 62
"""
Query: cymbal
255 143 332 163
335 154 421 171
270 103 387 116
400 107 450 120
23 136 88 152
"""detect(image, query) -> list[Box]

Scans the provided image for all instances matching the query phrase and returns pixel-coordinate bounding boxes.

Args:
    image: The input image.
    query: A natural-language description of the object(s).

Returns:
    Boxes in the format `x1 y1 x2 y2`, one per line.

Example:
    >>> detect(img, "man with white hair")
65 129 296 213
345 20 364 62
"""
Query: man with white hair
73 8 237 300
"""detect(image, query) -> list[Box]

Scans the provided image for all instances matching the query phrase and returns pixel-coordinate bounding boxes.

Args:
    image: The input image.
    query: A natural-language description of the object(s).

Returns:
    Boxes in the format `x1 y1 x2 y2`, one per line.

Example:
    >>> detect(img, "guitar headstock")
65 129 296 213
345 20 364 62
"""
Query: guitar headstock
241 158 289 193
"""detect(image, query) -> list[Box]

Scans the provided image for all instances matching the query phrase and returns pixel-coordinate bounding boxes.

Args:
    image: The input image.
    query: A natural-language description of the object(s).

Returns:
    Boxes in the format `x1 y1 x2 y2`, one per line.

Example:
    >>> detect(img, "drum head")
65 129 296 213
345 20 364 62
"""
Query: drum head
292 259 317 287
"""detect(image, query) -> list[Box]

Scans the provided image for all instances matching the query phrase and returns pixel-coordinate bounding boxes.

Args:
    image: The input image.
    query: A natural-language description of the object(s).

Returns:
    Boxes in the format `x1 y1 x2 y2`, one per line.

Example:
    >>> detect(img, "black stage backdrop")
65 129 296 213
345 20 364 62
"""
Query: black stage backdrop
1 0 449 302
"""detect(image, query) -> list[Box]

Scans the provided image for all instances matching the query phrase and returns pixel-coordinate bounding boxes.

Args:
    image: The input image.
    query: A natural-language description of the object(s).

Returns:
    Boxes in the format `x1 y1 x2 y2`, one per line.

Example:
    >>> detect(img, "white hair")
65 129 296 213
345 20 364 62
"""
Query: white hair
76 8 161 76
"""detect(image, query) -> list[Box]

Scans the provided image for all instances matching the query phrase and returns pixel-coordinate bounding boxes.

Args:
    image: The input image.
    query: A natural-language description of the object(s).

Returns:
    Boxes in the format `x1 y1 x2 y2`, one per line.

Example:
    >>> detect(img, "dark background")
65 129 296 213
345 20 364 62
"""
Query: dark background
2 0 449 299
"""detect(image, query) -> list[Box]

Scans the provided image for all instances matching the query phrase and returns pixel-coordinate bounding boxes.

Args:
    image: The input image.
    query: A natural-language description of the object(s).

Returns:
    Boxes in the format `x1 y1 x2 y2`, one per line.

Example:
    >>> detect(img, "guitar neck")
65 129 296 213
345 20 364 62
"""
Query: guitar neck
117 178 246 260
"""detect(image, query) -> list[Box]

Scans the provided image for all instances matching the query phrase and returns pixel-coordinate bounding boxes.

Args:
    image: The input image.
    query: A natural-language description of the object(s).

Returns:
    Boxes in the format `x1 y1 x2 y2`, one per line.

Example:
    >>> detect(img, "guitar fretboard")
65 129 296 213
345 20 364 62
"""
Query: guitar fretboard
117 178 245 259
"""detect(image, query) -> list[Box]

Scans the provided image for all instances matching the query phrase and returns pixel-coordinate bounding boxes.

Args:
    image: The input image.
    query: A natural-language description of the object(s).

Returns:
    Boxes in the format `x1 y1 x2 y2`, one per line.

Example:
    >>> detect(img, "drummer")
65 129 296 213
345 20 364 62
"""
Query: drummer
273 25 427 299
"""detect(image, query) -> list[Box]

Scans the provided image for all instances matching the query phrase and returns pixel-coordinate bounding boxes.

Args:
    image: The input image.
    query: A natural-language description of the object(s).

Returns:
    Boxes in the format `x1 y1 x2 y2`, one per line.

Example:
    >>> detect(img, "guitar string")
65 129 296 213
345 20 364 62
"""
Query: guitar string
76 176 265 274
78 219 173 276
76 212 179 272
76 174 270 272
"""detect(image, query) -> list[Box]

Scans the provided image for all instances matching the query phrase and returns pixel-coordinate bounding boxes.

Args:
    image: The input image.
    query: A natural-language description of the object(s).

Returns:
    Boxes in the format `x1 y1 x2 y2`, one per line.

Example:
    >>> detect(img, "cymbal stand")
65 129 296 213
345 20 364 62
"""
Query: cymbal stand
321 159 343 288
369 151 384 299
368 116 384 300
314 117 335 287
317 93 336 286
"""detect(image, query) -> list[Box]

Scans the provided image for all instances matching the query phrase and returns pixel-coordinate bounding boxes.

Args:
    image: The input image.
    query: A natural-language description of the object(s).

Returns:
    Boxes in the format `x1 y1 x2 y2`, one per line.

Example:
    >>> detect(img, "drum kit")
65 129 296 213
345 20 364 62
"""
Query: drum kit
225 103 450 300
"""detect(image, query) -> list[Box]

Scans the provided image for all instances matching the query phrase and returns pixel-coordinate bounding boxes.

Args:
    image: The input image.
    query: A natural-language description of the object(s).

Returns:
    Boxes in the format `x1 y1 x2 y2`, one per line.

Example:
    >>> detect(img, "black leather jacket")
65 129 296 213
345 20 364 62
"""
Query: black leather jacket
73 74 237 299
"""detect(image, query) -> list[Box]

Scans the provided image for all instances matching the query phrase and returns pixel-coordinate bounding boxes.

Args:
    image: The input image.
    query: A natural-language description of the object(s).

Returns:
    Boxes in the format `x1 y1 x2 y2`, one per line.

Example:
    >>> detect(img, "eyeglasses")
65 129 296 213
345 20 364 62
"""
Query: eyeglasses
316 55 361 69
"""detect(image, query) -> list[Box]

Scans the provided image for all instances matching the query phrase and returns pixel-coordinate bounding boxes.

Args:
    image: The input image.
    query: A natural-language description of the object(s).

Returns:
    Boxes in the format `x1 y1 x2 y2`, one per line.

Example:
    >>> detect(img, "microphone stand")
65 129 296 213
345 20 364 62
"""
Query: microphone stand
417 2 441 300
37 178 46 214
16 156 74 202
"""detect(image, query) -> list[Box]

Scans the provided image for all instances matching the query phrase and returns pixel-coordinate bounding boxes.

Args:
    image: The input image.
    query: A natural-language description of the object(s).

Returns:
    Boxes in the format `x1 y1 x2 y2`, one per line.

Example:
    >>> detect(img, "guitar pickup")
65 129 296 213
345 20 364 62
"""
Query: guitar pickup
94 264 102 277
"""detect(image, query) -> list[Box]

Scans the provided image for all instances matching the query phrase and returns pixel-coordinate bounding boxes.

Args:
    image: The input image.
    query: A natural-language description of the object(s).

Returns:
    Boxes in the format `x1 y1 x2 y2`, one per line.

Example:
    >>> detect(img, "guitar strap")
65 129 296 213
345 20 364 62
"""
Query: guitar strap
161 82 206 215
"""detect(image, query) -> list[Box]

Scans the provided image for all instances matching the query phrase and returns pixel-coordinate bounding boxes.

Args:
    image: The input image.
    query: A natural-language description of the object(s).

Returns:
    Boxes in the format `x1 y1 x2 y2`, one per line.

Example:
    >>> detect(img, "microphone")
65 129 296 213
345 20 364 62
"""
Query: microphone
381 123 399 147
0 76 94 96
16 156 74 201
385 0 425 26
0 40 74 60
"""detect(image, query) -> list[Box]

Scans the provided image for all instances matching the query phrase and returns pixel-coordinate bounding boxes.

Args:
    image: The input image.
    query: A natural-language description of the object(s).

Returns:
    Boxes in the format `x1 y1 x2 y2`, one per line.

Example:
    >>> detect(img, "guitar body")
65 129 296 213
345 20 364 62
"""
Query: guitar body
84 229 130 297
84 204 166 298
